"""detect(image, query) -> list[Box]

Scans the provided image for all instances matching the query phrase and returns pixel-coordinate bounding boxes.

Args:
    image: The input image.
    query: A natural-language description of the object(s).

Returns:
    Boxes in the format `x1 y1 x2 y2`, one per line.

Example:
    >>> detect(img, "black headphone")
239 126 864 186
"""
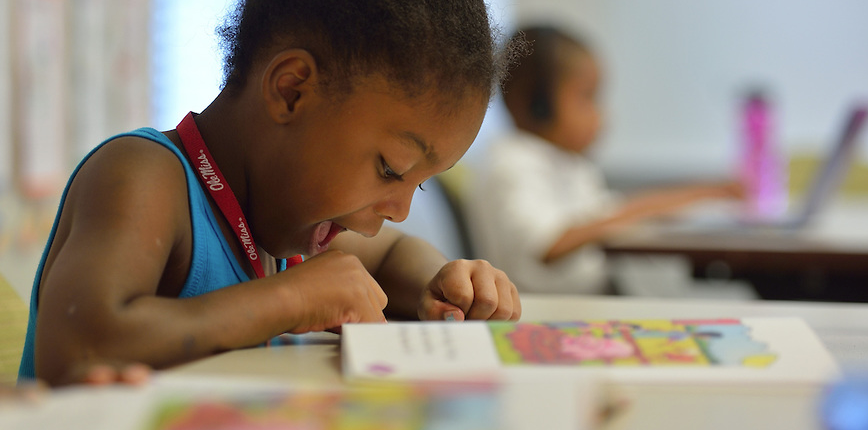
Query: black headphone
528 27 558 123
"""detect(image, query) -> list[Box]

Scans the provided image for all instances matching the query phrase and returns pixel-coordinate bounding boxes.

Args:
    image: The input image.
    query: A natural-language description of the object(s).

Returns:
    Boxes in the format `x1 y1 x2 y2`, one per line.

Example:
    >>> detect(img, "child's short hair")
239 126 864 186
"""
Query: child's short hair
218 0 515 106
502 26 589 128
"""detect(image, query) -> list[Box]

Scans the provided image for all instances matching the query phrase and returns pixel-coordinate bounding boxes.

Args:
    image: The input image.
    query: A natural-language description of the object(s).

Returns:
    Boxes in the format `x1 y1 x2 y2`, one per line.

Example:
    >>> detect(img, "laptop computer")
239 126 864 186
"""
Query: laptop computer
665 101 867 233
780 102 867 228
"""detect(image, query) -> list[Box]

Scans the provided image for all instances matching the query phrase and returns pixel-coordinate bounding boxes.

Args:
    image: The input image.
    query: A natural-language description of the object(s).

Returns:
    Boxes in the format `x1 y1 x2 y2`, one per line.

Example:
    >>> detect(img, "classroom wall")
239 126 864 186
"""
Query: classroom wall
0 0 152 302
471 0 868 186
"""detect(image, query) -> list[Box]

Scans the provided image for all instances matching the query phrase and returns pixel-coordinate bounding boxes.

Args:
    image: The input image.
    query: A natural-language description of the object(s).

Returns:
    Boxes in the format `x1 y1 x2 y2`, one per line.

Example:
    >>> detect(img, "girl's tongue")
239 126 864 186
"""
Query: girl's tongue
310 221 343 256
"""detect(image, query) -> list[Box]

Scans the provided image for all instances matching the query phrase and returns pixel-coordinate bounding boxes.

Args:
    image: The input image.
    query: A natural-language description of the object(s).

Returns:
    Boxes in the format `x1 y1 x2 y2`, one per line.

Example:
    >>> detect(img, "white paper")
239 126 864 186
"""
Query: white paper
342 321 502 381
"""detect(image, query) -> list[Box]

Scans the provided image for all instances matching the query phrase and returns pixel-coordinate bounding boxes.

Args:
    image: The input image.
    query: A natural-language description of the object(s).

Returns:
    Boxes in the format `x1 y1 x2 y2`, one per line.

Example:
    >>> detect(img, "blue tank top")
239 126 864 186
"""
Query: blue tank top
18 128 254 380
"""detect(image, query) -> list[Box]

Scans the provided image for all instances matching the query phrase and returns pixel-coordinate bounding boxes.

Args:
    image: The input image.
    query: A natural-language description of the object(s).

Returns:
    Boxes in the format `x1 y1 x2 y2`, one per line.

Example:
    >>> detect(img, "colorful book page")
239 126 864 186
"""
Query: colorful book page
489 319 778 367
146 382 499 430
342 318 837 384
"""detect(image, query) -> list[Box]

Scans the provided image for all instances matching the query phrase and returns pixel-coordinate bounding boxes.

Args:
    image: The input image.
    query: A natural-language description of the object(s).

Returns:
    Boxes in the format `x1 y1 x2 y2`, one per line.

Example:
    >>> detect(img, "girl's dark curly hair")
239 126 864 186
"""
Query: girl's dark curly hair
218 0 524 106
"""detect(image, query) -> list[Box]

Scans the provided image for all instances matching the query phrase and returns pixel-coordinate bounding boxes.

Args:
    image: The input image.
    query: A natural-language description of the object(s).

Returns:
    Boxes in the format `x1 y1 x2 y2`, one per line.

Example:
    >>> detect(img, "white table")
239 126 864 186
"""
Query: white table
171 294 868 430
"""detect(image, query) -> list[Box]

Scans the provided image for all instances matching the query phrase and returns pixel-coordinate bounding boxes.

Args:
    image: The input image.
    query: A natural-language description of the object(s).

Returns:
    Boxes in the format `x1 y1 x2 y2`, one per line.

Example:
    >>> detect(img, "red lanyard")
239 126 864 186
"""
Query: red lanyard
177 112 267 279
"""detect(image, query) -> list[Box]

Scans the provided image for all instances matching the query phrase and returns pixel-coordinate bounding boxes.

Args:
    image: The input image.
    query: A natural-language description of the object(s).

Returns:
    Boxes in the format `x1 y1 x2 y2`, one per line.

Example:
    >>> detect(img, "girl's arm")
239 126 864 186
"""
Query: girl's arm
330 227 521 321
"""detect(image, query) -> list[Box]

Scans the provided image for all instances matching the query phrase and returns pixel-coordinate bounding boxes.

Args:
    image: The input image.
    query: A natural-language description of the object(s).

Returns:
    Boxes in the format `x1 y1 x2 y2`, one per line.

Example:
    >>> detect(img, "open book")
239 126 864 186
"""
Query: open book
342 317 840 384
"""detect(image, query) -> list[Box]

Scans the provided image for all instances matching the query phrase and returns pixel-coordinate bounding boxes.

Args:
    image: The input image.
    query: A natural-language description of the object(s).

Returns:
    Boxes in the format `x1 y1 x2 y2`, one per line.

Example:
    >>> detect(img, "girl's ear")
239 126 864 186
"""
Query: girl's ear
261 49 318 124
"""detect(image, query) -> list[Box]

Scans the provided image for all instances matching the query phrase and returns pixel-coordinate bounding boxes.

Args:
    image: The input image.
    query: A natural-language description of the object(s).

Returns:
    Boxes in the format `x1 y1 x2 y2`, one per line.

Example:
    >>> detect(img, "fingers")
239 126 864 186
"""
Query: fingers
370 275 389 311
58 361 152 387
510 282 523 321
363 280 388 323
433 266 475 313
82 363 151 386
443 308 466 321
356 263 388 324
118 363 151 385
287 251 388 333
419 292 466 321
427 260 520 321
468 269 519 320
81 364 117 385
0 379 47 402
465 269 504 320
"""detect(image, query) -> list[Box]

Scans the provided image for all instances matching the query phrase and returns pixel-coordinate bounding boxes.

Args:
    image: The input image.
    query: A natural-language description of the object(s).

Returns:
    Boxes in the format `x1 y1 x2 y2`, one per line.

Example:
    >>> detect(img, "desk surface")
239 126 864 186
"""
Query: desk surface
604 199 868 301
171 294 868 430
606 199 868 254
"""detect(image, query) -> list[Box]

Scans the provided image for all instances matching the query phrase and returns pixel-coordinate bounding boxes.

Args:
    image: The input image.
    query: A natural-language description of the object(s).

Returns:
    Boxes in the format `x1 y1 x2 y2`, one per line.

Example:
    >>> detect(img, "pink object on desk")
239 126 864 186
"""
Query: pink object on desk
740 91 788 220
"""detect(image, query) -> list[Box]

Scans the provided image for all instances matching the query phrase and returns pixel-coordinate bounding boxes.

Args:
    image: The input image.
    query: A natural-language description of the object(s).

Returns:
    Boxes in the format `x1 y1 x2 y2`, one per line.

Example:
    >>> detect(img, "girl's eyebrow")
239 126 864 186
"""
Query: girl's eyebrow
399 131 438 165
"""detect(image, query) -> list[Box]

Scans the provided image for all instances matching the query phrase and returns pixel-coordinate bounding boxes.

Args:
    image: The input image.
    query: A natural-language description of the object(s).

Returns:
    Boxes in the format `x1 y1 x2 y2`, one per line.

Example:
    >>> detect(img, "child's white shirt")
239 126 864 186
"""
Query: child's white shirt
466 130 618 294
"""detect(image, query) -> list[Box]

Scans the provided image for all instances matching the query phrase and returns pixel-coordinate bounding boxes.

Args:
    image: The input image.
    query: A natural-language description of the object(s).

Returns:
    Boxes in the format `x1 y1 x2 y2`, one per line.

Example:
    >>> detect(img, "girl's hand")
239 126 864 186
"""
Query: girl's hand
21 360 152 389
60 361 152 387
417 259 521 321
282 250 388 333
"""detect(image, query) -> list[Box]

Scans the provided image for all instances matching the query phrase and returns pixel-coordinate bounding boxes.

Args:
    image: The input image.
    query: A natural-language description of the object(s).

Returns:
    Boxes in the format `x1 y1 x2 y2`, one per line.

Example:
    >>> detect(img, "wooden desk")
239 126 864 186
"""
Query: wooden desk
604 199 868 302
171 294 868 430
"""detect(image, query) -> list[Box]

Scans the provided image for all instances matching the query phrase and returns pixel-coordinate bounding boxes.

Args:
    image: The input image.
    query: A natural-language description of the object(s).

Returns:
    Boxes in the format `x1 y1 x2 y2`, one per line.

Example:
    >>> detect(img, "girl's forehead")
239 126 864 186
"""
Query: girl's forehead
353 74 489 115
337 77 487 145
408 98 487 167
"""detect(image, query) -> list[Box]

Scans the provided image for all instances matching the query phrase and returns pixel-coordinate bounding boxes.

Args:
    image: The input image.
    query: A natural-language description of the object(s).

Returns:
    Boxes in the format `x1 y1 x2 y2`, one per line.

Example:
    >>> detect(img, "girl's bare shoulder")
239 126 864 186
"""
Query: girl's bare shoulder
74 134 188 196
63 134 191 232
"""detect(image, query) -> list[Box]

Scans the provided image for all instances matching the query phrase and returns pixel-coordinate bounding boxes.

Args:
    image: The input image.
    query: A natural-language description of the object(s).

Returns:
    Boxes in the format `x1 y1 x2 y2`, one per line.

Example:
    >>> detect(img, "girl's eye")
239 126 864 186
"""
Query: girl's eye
381 158 404 181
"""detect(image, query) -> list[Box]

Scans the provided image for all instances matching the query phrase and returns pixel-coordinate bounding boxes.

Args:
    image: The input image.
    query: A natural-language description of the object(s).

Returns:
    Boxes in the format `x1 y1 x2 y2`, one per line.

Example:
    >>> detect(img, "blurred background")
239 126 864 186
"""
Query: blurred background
1 0 867 303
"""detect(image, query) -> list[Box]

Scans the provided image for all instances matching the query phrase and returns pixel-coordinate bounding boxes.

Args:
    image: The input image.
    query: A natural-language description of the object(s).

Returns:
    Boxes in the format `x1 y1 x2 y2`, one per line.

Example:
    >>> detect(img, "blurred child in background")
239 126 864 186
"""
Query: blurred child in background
468 25 741 294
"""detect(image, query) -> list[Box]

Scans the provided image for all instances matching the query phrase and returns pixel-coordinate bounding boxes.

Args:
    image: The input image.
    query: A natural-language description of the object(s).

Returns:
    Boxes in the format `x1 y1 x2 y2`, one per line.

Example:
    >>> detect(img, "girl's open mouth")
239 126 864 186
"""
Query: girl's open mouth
309 221 345 256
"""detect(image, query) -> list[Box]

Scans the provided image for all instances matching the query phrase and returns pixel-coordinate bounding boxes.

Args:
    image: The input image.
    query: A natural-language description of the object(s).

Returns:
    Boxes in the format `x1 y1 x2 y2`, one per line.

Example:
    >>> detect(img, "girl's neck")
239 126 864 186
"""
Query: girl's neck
193 91 254 211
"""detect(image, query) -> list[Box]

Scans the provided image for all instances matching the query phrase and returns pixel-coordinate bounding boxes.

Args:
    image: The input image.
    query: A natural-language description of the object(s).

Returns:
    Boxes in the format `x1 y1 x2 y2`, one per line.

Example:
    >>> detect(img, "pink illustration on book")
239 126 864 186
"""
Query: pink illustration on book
366 362 395 376
560 334 635 361
489 319 778 367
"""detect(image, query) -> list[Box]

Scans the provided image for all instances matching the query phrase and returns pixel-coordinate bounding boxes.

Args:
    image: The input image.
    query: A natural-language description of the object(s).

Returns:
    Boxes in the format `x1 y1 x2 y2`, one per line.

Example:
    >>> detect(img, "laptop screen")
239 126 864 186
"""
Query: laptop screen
793 102 868 226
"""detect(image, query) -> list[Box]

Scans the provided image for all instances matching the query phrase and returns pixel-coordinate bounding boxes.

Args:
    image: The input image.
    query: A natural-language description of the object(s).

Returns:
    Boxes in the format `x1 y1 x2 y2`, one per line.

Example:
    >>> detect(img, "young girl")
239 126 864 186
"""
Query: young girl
468 26 741 294
20 0 522 386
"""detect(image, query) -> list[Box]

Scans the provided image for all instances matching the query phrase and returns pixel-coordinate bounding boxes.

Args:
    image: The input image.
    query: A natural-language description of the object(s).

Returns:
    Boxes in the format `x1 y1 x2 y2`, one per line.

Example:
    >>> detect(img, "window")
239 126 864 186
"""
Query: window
151 0 235 130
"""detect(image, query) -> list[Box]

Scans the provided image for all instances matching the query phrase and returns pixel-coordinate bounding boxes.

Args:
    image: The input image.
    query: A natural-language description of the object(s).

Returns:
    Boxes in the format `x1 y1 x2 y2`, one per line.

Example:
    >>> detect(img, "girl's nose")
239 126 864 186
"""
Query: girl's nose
374 188 414 223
